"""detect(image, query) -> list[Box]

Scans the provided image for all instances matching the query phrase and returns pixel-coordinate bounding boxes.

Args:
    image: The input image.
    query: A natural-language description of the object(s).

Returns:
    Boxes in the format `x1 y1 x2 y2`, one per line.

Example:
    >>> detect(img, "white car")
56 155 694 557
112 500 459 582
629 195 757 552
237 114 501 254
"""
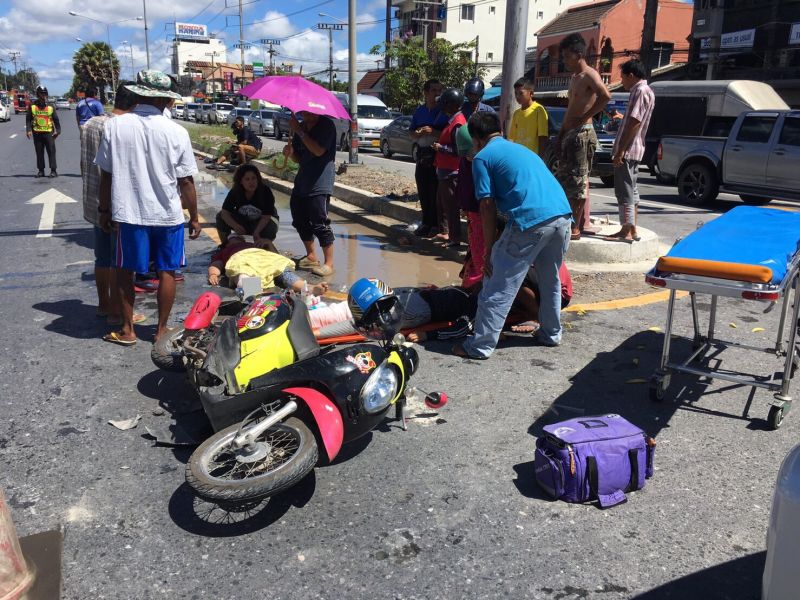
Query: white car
0 101 10 122
209 102 234 125
54 98 71 110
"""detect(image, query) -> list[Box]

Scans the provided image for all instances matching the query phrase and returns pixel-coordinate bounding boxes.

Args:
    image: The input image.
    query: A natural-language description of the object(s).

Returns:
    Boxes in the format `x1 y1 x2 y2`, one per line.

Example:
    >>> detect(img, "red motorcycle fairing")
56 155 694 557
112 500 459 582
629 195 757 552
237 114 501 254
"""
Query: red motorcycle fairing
284 386 344 461
184 292 222 330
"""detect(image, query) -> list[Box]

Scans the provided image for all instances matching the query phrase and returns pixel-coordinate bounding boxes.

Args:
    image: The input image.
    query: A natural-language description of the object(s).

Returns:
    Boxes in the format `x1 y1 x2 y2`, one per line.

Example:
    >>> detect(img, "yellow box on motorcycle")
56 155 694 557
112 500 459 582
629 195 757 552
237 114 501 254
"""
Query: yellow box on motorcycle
233 295 296 389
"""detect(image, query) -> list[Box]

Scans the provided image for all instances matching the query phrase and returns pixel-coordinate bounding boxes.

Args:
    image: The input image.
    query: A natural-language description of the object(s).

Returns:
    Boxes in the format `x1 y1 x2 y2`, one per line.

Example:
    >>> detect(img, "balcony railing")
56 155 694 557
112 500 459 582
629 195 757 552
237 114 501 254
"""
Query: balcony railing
535 73 611 91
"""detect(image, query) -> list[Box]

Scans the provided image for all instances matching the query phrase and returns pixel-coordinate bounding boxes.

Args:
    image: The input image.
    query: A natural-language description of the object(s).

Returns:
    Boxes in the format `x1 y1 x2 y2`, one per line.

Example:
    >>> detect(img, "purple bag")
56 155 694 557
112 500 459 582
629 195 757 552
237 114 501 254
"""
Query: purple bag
534 414 656 508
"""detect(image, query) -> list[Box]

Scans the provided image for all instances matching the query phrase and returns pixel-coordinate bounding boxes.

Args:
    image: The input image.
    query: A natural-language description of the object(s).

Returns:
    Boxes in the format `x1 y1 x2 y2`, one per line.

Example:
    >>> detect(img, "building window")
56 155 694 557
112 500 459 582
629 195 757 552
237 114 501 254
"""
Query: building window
537 11 544 18
461 4 475 21
487 52 494 61
489 6 495 14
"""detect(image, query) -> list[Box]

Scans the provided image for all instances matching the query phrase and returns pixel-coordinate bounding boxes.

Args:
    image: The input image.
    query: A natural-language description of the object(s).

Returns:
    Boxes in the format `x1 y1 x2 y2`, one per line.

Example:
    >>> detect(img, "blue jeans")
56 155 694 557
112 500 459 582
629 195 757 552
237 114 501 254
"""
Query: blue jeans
462 216 571 358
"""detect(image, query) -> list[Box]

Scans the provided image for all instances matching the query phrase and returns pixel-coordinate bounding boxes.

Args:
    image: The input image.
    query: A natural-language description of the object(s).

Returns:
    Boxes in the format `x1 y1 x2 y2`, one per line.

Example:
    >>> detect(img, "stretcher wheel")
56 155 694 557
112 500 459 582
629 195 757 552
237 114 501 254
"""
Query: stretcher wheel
768 406 785 430
649 376 668 402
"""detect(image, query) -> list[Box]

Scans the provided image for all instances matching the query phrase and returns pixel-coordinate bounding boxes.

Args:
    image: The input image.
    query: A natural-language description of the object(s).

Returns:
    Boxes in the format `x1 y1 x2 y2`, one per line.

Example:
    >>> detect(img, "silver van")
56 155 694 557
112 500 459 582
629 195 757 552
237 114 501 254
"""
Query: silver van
646 80 788 181
185 103 201 122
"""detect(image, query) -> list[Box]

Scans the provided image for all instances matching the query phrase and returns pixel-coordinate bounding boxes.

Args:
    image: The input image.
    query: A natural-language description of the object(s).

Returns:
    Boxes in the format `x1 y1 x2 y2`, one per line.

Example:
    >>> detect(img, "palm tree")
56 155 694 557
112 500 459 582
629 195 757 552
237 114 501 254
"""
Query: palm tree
71 42 120 103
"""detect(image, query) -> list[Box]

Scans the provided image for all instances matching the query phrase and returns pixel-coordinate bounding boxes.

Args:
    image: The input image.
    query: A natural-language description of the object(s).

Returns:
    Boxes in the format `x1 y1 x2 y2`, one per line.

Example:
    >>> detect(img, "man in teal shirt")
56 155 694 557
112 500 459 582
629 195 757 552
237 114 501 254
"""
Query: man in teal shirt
454 111 572 359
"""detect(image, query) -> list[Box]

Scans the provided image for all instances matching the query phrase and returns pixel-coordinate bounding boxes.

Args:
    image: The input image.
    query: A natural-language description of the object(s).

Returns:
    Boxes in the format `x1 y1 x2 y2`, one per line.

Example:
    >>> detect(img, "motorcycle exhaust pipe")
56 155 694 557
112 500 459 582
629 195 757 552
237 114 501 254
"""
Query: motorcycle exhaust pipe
233 400 298 448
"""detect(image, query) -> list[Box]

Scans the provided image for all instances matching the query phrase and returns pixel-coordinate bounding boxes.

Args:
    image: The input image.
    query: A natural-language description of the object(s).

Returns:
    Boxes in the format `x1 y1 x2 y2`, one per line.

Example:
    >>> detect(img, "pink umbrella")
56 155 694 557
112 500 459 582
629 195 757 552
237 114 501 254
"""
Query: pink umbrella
239 76 351 121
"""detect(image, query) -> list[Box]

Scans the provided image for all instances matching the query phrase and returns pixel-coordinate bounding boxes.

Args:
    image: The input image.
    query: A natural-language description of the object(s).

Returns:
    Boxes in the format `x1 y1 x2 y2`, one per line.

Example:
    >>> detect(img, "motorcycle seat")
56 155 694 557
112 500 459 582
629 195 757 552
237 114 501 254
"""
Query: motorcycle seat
286 299 320 362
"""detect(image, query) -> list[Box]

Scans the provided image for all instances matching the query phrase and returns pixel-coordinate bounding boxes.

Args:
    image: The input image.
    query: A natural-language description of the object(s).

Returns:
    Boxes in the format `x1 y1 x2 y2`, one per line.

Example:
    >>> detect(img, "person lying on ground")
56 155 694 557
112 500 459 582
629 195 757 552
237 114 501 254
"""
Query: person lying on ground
216 164 279 249
507 263 573 333
207 235 328 296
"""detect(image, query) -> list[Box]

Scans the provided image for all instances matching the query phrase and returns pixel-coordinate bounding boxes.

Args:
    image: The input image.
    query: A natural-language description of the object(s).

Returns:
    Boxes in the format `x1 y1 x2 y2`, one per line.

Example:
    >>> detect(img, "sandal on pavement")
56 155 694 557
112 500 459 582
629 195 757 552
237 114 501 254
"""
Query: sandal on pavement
103 331 137 346
106 313 147 326
297 256 320 270
311 264 333 277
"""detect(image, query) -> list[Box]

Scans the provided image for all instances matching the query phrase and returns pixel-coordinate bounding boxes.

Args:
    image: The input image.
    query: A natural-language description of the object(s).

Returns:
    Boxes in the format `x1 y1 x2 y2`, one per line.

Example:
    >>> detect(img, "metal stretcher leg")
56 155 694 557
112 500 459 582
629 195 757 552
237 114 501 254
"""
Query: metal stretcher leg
650 290 676 402
707 295 718 345
769 272 800 429
690 292 702 346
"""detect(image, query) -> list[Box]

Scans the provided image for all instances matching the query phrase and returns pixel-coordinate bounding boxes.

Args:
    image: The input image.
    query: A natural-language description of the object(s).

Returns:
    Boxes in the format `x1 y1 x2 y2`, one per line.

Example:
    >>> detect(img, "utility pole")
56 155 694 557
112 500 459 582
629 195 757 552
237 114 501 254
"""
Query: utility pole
474 35 480 76
348 0 358 164
238 0 245 89
499 0 529 135
639 0 659 76
9 52 19 85
205 51 220 96
142 0 150 68
317 23 343 89
260 39 280 74
384 0 391 70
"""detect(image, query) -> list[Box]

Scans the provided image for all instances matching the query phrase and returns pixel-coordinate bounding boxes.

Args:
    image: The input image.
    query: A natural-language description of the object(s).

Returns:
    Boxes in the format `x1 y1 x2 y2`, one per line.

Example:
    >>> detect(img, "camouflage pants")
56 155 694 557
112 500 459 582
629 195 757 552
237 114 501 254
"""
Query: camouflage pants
557 125 597 203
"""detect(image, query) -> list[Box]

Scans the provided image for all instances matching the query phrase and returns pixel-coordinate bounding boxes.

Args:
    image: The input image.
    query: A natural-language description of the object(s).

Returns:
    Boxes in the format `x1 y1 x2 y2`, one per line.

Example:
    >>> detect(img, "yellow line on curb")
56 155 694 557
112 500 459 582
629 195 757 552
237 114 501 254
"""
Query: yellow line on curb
565 290 689 313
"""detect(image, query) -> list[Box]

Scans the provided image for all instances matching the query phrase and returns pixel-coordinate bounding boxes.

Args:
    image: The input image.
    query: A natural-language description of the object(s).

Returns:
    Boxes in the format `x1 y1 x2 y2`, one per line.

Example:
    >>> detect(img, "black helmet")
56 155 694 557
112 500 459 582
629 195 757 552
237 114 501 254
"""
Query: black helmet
36 85 48 95
438 88 464 111
464 78 485 98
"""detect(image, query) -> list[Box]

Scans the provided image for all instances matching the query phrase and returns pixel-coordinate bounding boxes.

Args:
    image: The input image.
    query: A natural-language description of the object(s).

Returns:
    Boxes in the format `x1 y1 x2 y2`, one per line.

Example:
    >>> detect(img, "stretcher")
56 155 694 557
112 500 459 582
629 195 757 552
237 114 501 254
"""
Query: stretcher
645 206 800 429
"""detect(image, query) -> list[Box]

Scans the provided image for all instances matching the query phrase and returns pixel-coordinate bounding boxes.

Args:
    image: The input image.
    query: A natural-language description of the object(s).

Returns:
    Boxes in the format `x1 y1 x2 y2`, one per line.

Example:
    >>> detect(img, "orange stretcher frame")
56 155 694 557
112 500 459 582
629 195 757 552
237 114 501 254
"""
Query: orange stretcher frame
317 321 451 346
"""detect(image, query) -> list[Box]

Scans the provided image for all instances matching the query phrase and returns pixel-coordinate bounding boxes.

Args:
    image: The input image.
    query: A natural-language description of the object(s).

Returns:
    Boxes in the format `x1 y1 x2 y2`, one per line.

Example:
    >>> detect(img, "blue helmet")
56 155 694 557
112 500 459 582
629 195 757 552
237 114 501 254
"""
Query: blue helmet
347 278 400 339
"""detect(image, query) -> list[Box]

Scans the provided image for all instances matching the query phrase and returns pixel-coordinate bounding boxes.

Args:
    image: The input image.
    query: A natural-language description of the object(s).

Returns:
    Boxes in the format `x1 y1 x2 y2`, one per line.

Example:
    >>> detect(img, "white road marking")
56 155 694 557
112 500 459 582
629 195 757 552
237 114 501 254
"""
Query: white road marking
9 134 17 139
26 188 77 238
591 191 721 215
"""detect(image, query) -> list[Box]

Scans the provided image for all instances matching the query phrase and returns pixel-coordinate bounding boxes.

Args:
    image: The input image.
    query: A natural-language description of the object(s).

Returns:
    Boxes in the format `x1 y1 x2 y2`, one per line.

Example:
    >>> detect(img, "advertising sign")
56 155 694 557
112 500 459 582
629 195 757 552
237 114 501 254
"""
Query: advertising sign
720 28 755 49
224 71 234 92
253 62 264 77
175 23 208 41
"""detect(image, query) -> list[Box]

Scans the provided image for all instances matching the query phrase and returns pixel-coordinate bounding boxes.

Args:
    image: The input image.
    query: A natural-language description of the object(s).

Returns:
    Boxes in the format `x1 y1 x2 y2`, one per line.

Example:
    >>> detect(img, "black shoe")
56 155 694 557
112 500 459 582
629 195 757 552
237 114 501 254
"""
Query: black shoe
49 170 58 178
203 157 215 164
35 171 44 178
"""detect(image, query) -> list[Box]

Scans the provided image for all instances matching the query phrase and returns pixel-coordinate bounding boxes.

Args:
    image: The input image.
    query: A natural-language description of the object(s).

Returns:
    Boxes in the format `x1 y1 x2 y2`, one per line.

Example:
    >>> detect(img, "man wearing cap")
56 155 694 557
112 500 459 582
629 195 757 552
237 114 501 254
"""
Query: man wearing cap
95 70 201 346
26 85 61 178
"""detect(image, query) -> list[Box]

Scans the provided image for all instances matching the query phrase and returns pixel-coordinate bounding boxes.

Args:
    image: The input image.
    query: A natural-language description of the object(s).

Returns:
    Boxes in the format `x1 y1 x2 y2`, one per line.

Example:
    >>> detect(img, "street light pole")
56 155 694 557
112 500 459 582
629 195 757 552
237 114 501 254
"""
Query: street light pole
105 25 116 97
142 0 150 68
348 0 358 164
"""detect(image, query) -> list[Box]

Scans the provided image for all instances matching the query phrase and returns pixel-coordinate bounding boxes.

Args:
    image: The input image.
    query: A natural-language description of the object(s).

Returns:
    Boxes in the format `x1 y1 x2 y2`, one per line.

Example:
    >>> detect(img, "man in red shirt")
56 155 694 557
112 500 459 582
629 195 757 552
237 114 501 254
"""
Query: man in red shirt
431 88 467 247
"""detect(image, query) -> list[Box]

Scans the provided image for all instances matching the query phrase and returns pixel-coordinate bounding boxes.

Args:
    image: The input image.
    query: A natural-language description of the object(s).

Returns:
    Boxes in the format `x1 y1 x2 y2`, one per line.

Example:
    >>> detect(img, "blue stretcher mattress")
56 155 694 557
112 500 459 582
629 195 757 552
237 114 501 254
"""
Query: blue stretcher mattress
665 206 800 285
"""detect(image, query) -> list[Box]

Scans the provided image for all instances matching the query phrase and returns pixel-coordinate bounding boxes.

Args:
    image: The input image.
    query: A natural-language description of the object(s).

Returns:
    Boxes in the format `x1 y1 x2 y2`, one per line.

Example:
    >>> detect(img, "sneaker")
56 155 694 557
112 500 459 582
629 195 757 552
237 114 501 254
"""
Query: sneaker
310 264 333 277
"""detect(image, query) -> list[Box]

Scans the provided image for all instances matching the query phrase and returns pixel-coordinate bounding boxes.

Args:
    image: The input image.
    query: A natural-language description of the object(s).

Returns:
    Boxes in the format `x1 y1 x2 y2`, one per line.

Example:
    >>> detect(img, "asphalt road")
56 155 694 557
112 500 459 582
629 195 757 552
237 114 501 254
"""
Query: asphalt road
1 110 798 599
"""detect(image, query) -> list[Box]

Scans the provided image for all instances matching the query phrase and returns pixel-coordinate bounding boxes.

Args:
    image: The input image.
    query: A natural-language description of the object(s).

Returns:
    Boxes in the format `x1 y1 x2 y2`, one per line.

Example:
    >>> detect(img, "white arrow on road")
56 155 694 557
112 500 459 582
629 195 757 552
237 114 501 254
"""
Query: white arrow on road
26 188 77 238
9 134 17 139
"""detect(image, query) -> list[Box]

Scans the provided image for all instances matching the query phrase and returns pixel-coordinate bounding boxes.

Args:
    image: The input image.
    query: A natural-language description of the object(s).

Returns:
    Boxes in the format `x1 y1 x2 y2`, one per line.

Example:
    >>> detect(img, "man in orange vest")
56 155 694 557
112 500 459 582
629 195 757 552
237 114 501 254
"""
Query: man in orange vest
25 85 61 178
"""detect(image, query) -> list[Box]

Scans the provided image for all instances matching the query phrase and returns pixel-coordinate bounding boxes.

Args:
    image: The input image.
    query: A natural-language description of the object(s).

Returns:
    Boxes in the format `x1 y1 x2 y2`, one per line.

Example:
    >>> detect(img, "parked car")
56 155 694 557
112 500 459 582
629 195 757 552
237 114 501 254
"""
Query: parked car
172 103 185 119
379 116 416 159
250 109 277 136
209 102 234 124
657 109 800 206
184 103 200 122
645 80 788 182
273 107 293 140
54 98 71 110
541 106 616 187
348 94 393 150
196 104 213 124
226 108 252 128
0 100 10 122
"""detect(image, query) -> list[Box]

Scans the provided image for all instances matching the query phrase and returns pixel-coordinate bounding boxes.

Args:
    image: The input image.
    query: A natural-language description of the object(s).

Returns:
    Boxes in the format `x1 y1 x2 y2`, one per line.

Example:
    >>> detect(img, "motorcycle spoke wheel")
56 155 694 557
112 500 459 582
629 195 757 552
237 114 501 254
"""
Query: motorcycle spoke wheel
187 416 318 503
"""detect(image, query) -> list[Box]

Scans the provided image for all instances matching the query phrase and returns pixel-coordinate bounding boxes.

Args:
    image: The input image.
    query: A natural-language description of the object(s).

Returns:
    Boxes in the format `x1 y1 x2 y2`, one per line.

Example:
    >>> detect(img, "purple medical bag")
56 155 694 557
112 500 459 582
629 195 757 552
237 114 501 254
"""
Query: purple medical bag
534 414 656 508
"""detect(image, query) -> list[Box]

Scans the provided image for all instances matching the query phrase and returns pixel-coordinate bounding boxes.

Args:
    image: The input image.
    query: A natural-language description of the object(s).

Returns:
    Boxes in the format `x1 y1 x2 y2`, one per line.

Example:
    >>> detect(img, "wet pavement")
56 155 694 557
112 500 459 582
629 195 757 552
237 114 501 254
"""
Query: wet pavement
193 170 465 290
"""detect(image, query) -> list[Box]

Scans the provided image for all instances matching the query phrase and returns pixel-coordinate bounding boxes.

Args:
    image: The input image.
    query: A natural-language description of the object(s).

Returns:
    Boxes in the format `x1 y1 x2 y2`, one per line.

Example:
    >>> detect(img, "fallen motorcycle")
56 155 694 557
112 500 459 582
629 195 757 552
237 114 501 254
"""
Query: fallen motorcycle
154 279 447 503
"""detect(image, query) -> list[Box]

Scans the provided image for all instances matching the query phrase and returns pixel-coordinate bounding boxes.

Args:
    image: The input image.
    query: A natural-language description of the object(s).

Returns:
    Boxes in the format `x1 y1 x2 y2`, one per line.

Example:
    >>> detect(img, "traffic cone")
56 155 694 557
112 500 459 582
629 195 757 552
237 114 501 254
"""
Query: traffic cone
0 488 33 600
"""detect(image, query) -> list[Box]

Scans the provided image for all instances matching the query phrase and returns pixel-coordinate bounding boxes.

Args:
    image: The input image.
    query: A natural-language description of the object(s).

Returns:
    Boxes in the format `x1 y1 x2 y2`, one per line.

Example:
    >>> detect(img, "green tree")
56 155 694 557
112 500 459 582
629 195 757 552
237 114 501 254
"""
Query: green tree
1 69 40 92
69 42 119 103
370 37 486 113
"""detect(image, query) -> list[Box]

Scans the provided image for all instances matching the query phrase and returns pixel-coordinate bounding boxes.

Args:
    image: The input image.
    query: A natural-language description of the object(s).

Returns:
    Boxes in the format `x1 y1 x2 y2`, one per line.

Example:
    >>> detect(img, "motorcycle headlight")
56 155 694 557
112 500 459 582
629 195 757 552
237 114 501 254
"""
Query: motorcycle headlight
360 361 398 414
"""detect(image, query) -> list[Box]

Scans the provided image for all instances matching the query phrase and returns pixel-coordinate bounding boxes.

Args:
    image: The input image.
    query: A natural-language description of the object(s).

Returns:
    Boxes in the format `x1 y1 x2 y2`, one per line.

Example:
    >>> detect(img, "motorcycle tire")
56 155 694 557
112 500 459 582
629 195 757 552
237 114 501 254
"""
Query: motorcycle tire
186 416 319 503
151 326 190 372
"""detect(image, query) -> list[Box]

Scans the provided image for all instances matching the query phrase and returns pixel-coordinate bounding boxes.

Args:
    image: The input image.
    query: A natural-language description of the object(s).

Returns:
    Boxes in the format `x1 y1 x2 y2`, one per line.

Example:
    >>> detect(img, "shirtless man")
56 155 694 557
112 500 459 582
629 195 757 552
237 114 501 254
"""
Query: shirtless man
555 33 611 240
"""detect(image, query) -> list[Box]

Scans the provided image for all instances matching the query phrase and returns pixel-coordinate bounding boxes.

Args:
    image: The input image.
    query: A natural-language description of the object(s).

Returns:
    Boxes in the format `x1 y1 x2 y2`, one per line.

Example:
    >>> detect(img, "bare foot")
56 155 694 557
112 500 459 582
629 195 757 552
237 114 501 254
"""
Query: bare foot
407 330 428 343
510 321 539 333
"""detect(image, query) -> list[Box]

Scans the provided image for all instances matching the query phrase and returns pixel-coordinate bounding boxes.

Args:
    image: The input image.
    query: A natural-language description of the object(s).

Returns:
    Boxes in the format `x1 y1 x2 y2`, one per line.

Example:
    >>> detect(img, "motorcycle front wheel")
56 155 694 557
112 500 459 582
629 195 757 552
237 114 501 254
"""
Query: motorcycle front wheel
186 416 318 503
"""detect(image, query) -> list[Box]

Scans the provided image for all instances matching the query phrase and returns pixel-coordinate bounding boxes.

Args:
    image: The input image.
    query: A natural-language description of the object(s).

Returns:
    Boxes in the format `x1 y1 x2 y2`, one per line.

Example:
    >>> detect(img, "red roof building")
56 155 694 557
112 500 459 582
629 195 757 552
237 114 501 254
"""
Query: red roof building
357 70 386 99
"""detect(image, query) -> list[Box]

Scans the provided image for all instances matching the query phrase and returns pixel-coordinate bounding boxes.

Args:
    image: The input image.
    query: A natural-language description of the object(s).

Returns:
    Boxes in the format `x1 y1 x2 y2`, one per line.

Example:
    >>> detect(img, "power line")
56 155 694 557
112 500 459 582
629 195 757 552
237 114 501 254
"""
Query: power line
187 0 221 22
245 0 335 26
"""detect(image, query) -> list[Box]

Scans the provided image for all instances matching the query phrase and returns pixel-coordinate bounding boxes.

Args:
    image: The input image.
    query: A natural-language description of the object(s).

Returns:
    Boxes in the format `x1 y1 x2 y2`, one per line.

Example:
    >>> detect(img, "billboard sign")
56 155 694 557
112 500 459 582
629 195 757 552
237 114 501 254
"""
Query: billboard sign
175 23 208 41
253 62 264 77
720 28 755 49
224 71 234 92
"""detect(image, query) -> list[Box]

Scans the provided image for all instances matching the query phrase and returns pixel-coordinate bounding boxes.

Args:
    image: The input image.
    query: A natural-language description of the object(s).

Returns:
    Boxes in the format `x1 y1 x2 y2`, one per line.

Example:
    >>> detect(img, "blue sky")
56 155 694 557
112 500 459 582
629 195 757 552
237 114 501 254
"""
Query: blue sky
0 0 392 94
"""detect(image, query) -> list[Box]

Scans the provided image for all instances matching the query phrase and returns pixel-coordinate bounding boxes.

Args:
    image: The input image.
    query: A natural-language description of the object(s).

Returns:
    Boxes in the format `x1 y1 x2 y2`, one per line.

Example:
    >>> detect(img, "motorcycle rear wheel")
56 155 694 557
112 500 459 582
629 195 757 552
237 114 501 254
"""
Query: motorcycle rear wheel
151 326 190 372
186 416 318 503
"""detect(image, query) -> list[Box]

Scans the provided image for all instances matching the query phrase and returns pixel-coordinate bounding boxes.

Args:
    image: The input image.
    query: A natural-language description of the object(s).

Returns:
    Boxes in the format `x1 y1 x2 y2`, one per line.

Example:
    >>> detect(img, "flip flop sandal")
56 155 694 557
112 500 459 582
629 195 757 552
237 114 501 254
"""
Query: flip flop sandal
297 256 320 270
106 313 147 326
311 264 333 277
103 331 137 346
602 236 636 244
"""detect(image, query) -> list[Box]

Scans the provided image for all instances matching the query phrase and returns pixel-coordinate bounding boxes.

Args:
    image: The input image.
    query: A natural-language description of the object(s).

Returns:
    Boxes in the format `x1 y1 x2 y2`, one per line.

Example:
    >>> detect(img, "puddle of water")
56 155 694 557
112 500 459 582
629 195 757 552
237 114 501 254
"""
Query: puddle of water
195 171 464 289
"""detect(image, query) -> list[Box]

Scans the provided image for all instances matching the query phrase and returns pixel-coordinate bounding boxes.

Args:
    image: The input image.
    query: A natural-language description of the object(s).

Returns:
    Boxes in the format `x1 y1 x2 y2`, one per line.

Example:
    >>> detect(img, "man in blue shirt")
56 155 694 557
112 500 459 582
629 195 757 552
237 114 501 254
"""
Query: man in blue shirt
76 87 105 127
461 78 495 120
409 79 448 237
454 111 572 359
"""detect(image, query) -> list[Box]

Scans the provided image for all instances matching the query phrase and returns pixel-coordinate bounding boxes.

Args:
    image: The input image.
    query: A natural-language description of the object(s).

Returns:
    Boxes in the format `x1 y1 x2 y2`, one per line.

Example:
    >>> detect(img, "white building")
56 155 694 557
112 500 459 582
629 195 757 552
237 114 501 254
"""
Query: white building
392 0 588 84
170 22 227 78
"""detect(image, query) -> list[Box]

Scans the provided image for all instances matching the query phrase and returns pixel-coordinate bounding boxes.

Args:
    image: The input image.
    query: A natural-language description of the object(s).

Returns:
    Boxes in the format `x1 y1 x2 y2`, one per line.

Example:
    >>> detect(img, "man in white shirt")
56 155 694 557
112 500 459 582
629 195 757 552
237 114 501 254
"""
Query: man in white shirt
96 70 201 346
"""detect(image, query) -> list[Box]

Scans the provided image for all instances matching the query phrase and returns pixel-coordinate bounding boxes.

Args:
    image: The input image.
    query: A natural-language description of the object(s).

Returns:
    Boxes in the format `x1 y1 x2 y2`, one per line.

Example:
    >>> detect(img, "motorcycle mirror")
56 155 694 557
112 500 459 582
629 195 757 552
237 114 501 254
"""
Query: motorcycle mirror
392 333 406 347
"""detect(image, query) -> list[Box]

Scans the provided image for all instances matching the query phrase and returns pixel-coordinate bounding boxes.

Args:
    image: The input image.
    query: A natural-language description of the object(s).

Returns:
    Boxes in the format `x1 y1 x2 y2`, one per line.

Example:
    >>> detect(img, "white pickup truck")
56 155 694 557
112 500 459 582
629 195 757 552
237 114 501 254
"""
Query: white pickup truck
657 110 800 206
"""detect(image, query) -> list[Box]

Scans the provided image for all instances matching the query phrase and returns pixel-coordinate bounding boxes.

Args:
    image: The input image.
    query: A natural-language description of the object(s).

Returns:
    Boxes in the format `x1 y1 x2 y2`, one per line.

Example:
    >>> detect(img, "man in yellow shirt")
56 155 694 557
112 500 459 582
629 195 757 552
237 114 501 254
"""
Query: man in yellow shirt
508 78 548 157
